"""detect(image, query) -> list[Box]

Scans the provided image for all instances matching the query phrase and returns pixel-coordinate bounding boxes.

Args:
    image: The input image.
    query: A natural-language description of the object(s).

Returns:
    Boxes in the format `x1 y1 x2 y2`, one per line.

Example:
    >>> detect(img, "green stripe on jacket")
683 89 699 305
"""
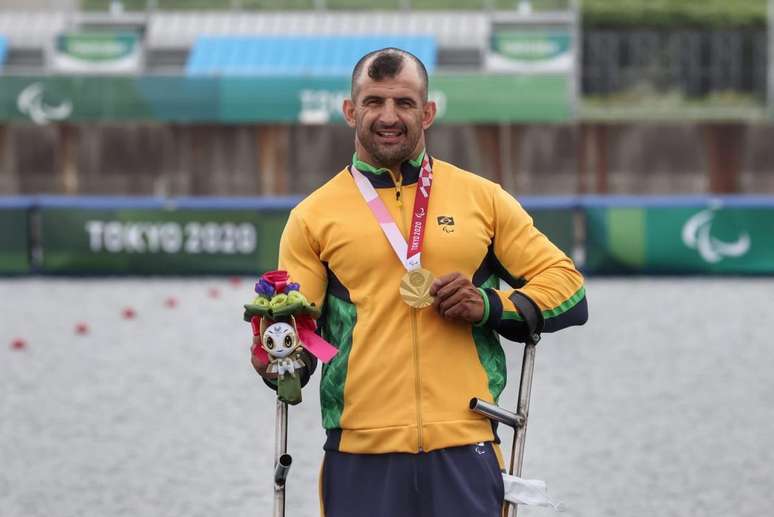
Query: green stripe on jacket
472 274 507 402
502 285 586 321
319 294 357 429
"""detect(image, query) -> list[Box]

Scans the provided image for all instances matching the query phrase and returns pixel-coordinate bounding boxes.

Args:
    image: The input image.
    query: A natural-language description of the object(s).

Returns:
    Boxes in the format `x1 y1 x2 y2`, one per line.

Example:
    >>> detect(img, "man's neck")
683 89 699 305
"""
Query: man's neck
353 150 425 182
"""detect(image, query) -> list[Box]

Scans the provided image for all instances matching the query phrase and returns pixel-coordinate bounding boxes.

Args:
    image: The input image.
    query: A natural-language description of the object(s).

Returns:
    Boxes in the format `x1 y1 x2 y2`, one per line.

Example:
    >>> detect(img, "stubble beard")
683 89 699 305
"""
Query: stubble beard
357 122 420 169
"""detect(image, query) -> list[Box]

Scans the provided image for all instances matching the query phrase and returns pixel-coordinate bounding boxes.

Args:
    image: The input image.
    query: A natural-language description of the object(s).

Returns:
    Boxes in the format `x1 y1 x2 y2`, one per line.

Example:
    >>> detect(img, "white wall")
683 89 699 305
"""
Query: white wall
0 0 77 9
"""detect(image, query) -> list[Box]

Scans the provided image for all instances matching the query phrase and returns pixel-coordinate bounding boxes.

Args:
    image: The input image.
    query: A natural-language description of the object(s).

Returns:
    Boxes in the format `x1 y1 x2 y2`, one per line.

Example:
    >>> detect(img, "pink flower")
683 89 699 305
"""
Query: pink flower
262 270 289 293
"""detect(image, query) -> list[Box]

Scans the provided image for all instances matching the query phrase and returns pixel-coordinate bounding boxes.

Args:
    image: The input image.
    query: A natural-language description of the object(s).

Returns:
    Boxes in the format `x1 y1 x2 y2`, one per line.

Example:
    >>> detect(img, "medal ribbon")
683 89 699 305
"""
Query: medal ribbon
350 154 433 271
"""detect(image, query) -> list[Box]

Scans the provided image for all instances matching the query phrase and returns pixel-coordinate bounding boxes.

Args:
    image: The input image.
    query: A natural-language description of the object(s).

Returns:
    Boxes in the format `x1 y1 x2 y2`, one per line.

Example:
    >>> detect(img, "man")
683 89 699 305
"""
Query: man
253 48 588 517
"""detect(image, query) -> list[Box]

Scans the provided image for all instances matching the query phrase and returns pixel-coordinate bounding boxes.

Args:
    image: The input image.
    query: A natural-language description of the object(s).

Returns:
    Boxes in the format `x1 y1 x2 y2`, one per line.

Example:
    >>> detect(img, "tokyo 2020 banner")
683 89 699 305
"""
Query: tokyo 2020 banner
33 198 576 275
4 196 774 275
35 198 296 275
1 196 576 275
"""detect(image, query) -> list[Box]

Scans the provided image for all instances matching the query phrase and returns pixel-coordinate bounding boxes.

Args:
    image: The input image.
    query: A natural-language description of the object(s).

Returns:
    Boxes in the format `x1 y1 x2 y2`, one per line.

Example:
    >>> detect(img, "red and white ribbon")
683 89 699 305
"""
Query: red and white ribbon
350 153 433 271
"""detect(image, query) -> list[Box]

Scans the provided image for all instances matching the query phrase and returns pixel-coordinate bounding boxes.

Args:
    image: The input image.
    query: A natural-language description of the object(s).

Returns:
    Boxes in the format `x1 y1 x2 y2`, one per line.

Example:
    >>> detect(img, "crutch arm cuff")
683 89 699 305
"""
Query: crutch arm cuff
478 288 543 344
508 290 543 344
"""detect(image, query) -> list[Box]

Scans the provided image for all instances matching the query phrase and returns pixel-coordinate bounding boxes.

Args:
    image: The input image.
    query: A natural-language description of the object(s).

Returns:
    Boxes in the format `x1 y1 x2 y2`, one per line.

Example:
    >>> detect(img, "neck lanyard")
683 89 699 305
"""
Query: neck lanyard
350 154 433 271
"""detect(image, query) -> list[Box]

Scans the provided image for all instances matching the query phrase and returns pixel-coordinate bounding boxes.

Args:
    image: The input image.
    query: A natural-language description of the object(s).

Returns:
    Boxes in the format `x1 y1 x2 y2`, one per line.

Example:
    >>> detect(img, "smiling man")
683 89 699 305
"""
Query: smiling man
253 48 588 517
346 50 432 173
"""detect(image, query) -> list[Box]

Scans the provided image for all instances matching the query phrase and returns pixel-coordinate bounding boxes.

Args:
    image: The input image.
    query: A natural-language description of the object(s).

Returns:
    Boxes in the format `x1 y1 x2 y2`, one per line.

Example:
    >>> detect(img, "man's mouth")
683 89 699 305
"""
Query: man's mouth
374 129 404 143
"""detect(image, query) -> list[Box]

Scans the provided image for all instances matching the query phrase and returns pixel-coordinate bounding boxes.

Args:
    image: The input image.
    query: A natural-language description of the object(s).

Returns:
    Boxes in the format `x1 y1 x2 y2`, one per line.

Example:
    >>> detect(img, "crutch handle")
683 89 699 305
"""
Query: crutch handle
469 398 526 429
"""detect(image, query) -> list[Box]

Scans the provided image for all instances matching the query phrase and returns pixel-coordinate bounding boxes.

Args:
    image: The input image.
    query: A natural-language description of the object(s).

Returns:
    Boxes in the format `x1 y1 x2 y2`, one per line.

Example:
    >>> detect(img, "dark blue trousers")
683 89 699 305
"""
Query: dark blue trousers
321 442 504 517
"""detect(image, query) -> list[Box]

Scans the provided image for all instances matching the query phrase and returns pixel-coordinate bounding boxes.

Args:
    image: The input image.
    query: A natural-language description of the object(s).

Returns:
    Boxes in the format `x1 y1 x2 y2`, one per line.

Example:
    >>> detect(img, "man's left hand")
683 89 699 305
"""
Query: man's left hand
430 272 484 324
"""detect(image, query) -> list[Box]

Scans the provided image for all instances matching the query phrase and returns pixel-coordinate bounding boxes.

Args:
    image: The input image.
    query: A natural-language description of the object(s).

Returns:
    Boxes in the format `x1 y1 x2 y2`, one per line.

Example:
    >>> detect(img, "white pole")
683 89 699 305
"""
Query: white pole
768 0 774 115
570 0 581 118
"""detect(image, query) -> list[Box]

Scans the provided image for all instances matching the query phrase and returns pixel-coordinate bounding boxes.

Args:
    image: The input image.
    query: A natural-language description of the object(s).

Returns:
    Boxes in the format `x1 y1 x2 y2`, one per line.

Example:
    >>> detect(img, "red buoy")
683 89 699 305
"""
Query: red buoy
164 297 178 308
208 287 221 299
10 338 27 350
74 322 90 335
122 307 137 319
229 276 242 287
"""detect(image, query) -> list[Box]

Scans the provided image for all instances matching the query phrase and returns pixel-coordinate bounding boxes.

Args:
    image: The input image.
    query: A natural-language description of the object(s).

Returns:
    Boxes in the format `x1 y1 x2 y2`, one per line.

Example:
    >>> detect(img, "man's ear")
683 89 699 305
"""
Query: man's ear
342 98 357 128
422 100 437 130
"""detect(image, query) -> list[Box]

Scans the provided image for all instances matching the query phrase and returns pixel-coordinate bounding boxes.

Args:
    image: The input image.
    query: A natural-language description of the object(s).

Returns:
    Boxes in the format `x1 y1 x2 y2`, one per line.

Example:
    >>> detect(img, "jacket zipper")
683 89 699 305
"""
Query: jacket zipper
390 172 424 452
409 299 423 451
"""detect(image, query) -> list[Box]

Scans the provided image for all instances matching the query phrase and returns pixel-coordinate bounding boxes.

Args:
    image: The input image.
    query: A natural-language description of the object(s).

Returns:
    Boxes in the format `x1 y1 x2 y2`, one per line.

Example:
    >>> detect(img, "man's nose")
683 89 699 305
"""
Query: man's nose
379 101 399 125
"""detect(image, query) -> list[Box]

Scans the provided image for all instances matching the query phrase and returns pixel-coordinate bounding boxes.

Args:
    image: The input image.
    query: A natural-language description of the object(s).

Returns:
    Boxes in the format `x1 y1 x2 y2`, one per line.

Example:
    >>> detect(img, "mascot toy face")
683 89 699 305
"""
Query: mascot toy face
262 322 299 359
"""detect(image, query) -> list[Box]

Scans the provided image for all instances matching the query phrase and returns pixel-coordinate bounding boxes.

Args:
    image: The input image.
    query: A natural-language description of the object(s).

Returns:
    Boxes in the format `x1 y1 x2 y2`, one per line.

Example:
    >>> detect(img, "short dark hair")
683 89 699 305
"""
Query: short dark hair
351 48 429 102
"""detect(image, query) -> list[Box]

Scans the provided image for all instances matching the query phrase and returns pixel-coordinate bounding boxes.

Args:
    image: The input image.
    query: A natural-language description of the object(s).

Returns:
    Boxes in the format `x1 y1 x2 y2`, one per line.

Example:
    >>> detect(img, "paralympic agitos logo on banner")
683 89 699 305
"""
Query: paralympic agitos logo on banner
681 207 751 264
17 82 73 125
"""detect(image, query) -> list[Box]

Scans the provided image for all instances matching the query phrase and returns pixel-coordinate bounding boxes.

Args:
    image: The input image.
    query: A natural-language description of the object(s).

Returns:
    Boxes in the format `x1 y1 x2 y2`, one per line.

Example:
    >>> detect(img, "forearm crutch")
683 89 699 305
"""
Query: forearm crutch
470 334 539 517
273 399 292 517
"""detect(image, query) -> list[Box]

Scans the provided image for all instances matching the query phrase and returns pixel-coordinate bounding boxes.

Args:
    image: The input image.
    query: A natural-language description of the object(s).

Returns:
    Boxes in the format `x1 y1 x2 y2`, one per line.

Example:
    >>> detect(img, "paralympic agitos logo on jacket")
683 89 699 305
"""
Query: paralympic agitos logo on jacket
437 216 455 233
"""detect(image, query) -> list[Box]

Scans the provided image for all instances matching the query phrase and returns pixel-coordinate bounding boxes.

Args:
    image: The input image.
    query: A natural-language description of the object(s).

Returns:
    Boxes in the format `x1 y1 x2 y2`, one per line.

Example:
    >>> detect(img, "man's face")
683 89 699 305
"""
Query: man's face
343 61 436 168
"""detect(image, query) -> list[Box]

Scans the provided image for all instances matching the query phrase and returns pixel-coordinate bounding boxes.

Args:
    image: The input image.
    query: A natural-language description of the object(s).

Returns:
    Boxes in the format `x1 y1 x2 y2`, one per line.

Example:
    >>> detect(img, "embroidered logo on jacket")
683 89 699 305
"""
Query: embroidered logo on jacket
437 216 455 233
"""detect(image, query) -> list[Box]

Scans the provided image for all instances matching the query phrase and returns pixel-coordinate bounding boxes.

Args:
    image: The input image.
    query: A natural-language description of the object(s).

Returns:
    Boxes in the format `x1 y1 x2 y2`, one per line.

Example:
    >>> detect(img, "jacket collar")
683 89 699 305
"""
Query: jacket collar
351 150 430 188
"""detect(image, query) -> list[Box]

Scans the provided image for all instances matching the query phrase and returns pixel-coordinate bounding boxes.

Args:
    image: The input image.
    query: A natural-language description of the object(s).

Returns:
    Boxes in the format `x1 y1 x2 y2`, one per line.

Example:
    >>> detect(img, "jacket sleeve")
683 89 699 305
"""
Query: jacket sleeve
277 208 328 308
476 186 588 343
262 207 327 389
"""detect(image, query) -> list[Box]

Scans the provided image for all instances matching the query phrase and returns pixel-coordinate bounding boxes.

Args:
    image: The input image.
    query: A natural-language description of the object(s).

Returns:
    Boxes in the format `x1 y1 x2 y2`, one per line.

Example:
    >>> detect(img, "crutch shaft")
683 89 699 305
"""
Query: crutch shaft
511 341 536 477
273 399 289 517
506 341 537 517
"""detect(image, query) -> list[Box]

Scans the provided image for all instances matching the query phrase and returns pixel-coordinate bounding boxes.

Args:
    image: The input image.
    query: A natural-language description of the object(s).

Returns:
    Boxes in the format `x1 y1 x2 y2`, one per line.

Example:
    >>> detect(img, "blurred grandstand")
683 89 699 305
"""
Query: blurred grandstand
0 0 772 196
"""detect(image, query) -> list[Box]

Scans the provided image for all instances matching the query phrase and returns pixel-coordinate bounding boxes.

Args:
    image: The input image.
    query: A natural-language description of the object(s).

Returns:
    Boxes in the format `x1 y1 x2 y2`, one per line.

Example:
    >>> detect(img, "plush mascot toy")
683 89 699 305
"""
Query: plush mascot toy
260 319 304 404
244 271 337 405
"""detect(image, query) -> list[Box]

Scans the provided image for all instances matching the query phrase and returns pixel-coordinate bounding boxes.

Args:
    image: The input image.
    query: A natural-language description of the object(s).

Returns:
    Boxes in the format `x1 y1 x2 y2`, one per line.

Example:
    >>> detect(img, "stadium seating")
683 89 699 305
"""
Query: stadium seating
0 6 574 74
81 1 536 12
0 36 7 70
0 11 67 49
0 10 502 73
186 35 436 76
148 11 490 51
146 11 560 72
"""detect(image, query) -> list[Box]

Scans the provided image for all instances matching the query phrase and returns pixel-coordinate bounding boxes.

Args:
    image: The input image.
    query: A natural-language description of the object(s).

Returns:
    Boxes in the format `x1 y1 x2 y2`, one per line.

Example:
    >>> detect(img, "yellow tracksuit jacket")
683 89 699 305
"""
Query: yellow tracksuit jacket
278 154 588 454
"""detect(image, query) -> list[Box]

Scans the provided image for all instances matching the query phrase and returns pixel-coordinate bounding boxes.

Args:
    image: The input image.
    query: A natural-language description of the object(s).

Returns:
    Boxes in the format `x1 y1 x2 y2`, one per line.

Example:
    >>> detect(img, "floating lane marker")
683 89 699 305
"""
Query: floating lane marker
10 338 27 350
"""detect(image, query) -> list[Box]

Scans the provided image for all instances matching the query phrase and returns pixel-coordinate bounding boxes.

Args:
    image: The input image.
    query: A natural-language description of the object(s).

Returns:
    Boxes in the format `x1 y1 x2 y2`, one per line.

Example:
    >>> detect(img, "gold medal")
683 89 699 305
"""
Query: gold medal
400 268 434 309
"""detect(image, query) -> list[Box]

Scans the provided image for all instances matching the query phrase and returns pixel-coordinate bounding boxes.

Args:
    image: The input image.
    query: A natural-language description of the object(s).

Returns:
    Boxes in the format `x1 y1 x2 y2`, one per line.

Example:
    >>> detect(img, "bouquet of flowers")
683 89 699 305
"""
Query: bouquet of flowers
244 270 335 405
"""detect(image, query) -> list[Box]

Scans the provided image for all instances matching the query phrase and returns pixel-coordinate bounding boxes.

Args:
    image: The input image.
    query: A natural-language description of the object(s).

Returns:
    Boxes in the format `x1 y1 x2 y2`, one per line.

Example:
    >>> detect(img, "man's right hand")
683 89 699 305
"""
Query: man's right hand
430 272 485 324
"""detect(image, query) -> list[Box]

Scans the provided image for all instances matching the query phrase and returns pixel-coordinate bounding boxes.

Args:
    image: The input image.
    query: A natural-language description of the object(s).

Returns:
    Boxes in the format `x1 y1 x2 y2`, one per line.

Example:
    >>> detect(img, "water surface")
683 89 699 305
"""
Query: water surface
1 278 772 517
